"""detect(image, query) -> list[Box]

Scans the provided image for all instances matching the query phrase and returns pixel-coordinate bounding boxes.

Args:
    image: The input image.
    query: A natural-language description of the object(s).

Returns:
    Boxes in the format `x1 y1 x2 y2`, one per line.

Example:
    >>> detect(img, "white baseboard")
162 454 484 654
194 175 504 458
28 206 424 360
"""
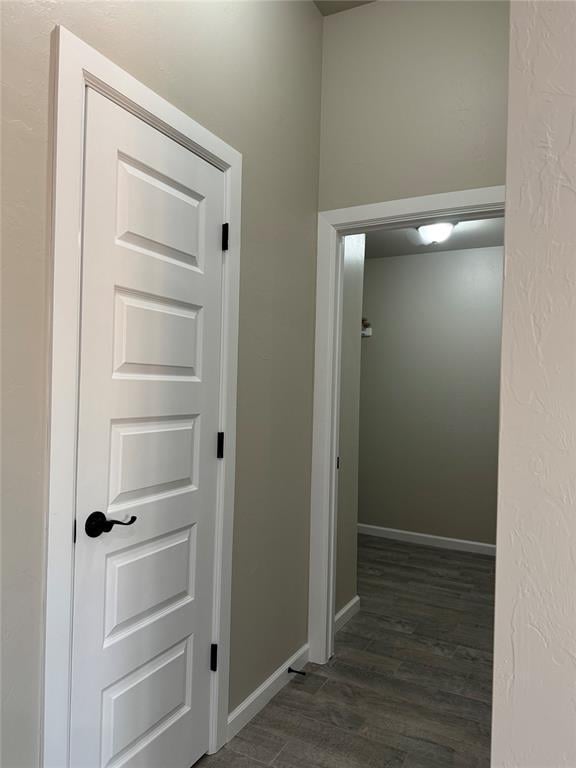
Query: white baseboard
334 595 361 633
226 643 309 741
358 523 496 556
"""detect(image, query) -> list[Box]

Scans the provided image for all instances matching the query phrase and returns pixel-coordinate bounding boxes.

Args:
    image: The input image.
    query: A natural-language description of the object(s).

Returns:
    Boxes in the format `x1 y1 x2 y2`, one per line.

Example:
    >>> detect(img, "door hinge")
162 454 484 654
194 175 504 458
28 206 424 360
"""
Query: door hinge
336 456 340 470
217 431 225 459
210 643 218 672
73 519 77 543
221 223 229 252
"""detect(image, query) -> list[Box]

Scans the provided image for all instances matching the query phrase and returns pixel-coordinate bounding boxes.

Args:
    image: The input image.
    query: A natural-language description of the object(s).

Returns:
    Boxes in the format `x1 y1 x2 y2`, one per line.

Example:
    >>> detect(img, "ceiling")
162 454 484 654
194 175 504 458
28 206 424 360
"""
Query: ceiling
314 1 374 16
365 217 505 259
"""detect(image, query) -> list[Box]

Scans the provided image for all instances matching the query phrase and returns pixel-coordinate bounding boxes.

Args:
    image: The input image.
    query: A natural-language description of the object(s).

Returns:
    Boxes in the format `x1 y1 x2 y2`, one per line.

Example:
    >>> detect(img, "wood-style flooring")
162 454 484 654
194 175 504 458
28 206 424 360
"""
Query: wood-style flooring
199 534 495 767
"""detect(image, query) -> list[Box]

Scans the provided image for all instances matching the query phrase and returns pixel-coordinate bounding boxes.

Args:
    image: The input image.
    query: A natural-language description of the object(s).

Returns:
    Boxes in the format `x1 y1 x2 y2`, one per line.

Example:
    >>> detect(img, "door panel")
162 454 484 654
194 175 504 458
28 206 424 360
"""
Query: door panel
70 89 224 768
103 526 196 643
112 291 202 379
116 155 204 269
100 639 192 767
108 417 198 505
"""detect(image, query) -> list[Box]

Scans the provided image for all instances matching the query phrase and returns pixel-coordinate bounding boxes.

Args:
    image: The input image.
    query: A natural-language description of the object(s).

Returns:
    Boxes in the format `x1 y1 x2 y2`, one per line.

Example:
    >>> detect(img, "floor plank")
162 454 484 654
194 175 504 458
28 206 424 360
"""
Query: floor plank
199 535 495 767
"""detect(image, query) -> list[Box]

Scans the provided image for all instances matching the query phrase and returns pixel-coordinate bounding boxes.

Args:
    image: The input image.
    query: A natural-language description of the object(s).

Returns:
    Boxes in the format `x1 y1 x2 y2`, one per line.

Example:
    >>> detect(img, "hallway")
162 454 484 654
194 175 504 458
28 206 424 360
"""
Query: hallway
201 535 495 767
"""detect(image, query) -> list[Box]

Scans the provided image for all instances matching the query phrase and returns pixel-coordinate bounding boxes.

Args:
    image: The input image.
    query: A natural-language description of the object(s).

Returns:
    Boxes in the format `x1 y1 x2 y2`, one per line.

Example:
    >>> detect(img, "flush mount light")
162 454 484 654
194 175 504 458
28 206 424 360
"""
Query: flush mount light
418 222 454 245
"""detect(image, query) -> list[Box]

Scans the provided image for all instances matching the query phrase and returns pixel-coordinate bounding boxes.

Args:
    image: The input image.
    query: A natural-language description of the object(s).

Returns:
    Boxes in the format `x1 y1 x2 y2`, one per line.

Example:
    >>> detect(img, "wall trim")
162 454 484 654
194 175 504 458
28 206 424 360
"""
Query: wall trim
226 644 309 742
334 595 361 633
358 524 496 556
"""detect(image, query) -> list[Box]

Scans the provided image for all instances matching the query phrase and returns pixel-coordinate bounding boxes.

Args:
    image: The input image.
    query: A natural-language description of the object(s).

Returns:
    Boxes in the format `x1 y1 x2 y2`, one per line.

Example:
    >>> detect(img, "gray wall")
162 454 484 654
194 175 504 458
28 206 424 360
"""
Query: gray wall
492 3 576 765
319 1 509 210
336 237 364 613
1 3 321 765
359 247 503 545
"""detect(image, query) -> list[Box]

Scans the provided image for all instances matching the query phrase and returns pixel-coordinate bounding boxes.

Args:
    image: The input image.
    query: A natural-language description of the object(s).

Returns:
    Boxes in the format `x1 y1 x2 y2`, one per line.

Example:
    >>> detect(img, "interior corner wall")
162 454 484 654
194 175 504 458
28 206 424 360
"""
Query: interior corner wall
491 2 576 765
358 247 503 545
0 3 322 766
318 1 510 211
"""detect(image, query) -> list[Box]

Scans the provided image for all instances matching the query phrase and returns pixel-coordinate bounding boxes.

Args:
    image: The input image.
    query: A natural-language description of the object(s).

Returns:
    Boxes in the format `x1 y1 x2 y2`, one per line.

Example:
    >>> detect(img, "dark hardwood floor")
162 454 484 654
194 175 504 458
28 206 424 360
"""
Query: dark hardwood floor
200 534 495 767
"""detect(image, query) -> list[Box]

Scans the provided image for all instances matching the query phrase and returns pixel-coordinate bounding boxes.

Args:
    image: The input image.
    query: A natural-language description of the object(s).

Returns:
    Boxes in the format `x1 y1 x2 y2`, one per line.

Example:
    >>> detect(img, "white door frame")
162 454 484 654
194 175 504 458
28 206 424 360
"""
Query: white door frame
308 186 505 663
42 27 241 768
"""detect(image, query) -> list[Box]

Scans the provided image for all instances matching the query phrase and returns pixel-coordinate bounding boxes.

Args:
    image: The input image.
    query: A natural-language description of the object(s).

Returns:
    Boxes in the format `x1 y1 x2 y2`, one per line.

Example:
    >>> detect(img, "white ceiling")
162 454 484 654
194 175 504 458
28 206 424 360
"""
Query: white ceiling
364 217 504 259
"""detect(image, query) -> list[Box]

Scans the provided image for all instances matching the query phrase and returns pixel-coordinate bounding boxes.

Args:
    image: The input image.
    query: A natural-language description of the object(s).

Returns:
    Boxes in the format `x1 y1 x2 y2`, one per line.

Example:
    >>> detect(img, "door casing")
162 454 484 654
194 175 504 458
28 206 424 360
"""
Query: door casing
308 186 505 664
43 26 241 768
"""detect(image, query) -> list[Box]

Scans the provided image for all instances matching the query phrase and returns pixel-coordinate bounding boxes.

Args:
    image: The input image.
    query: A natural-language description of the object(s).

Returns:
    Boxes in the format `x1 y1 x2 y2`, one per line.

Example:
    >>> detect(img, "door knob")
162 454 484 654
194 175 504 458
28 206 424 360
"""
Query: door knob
85 511 137 538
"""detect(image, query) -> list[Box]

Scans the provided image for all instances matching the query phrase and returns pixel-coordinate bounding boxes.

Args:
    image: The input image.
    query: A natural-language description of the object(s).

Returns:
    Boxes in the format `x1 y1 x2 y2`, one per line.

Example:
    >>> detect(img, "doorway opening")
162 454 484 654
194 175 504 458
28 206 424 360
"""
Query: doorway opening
308 187 504 763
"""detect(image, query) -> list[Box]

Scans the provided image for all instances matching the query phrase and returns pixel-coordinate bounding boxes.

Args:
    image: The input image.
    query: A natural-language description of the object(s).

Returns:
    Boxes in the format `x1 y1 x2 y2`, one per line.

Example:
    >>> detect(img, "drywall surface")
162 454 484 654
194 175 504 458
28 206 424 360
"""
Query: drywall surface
319 1 509 210
336 236 364 613
491 2 576 765
0 3 321 765
359 247 503 544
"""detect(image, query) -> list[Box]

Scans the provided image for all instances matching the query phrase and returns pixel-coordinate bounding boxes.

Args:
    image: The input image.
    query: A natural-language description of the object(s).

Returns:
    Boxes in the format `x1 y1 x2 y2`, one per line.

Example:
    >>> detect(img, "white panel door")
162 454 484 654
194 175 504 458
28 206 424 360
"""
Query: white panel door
70 89 224 768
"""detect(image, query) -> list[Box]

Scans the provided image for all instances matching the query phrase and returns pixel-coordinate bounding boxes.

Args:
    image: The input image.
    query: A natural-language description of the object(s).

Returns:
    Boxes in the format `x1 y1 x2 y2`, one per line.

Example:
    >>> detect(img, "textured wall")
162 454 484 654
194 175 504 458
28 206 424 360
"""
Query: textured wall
336 236 364 612
319 1 509 211
492 2 576 766
0 3 322 765
358 248 503 544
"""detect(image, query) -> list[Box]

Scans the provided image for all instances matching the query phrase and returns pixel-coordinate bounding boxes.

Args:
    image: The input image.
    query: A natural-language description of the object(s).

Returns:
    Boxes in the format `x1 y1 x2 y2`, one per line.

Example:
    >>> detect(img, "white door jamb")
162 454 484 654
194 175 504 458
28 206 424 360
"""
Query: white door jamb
43 26 241 767
308 186 505 663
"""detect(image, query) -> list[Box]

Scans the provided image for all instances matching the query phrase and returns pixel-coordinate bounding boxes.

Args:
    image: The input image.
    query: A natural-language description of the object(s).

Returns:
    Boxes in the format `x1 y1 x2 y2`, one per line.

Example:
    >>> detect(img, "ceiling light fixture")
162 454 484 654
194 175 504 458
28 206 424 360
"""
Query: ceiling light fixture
418 222 454 245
